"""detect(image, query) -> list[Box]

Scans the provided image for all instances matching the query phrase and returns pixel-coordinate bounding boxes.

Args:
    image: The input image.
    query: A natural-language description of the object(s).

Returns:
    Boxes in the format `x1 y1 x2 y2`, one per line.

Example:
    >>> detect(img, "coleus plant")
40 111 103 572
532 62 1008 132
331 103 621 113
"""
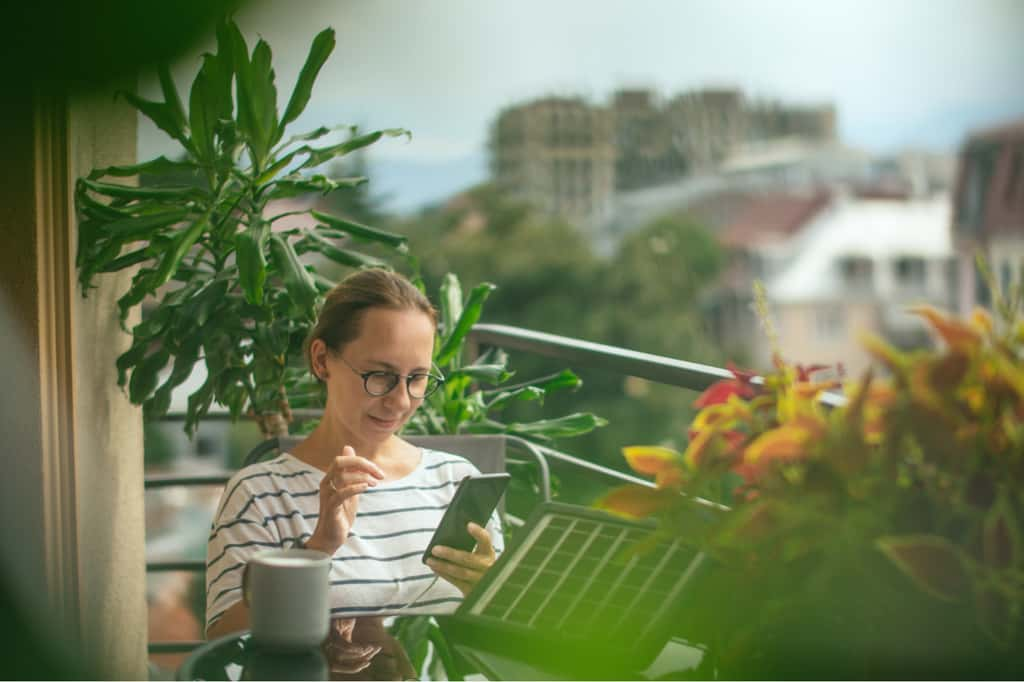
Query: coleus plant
599 297 1024 671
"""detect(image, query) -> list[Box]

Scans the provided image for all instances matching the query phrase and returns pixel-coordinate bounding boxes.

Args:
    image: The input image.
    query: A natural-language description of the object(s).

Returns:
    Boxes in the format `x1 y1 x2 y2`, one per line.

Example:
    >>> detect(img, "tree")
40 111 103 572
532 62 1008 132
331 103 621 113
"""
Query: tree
403 187 726 480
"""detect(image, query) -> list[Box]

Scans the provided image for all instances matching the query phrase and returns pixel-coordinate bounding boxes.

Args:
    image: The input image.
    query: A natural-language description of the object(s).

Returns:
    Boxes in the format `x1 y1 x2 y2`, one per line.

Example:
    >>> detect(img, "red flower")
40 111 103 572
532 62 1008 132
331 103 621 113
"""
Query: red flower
694 362 759 408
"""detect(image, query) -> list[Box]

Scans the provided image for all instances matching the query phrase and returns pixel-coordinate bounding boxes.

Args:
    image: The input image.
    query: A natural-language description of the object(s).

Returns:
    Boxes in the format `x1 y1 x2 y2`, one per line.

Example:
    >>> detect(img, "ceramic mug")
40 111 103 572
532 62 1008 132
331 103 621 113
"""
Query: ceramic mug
243 548 331 651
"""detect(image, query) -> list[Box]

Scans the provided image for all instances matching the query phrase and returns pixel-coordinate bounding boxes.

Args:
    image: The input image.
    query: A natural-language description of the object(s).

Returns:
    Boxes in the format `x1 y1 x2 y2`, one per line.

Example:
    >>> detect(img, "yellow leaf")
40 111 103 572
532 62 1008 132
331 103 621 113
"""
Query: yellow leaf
861 332 908 374
971 307 993 335
622 445 683 476
595 484 676 519
743 421 818 465
909 305 981 353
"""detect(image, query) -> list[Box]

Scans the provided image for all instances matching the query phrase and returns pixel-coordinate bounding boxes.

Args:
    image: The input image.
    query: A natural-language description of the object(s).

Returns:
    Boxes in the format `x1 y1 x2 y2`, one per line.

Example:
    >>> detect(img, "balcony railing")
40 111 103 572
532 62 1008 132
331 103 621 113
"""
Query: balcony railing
145 324 838 656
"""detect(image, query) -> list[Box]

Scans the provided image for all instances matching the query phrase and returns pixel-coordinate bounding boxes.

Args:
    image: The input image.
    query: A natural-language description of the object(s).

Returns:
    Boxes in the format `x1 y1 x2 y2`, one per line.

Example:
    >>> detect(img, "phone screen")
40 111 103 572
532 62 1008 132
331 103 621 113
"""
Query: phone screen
422 473 510 563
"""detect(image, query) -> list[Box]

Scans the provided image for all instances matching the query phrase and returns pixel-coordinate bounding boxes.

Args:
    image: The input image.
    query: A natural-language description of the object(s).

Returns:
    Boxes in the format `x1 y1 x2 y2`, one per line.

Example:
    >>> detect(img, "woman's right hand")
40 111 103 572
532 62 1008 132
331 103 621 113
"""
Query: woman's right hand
306 446 385 554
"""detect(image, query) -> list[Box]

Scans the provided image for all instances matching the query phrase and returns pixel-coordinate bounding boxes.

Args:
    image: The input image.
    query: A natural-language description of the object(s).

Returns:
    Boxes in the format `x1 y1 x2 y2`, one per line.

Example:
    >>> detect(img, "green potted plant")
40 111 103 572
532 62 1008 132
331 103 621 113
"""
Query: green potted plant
599 287 1024 678
76 18 411 439
406 272 606 444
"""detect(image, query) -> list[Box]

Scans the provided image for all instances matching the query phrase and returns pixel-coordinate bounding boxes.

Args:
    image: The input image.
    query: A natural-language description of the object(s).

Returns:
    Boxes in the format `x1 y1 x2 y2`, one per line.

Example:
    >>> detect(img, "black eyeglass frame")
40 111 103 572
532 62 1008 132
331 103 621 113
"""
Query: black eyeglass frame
336 355 445 399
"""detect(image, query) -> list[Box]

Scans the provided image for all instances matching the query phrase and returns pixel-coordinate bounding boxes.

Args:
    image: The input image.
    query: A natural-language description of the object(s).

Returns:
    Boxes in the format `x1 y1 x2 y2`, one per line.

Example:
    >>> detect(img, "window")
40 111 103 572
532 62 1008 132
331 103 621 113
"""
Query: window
838 256 874 292
1006 147 1022 206
815 306 845 341
893 256 927 291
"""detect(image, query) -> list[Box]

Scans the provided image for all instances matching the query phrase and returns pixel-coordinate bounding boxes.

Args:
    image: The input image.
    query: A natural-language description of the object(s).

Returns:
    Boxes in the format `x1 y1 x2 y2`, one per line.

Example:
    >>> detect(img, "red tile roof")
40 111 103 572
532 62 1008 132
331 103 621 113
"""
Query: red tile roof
719 190 832 248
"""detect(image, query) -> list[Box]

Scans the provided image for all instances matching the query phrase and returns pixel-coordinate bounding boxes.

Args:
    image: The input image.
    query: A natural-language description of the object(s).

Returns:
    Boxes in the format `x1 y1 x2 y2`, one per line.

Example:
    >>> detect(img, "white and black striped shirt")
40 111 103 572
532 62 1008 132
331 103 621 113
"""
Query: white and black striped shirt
205 448 503 632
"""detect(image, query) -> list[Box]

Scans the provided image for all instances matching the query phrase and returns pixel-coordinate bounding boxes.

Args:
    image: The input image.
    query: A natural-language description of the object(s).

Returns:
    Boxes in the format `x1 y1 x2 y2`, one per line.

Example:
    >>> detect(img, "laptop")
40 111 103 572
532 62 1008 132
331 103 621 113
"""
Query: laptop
441 502 712 679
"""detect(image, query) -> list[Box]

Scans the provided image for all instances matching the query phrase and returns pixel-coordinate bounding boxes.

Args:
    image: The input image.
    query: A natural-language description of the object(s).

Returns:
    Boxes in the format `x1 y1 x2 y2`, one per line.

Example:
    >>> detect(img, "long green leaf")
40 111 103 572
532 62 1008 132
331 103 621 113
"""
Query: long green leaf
99 247 151 273
279 28 335 133
296 232 387 269
435 282 496 367
484 386 545 411
311 210 408 249
81 178 203 201
268 233 318 314
87 156 198 181
266 175 366 200
116 341 150 386
129 348 170 404
151 218 208 290
189 56 220 163
102 209 189 241
236 229 267 305
297 128 410 171
507 412 608 439
447 363 512 385
157 63 188 140
439 273 463 340
242 38 278 166
185 374 215 436
121 92 190 149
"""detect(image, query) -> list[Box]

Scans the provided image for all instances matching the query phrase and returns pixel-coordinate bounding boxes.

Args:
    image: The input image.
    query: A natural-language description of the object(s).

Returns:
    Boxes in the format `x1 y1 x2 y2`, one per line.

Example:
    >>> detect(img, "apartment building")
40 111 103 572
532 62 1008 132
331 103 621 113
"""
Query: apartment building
951 117 1024 313
489 96 616 225
489 88 837 226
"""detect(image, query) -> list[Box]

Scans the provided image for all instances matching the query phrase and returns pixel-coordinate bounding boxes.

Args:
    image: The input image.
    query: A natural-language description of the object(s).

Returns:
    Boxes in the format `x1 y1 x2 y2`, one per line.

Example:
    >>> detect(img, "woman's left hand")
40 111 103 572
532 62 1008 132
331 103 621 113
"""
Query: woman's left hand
425 522 496 595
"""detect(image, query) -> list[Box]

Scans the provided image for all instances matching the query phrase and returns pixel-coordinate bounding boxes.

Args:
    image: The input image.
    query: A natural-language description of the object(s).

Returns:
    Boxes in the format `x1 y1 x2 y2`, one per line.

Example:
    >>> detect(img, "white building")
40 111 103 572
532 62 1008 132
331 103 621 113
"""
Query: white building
761 192 954 377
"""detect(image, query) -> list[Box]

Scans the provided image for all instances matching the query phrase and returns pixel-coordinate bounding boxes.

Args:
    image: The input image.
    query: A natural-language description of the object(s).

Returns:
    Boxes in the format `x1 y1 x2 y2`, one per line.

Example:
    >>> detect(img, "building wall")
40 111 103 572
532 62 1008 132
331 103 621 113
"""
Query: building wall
773 300 880 378
0 84 146 678
68 84 148 679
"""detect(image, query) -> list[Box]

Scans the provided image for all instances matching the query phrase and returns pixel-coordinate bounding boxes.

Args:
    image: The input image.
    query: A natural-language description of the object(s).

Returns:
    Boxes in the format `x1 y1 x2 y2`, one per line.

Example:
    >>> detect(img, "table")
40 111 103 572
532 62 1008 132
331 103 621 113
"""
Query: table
177 618 415 681
177 616 706 680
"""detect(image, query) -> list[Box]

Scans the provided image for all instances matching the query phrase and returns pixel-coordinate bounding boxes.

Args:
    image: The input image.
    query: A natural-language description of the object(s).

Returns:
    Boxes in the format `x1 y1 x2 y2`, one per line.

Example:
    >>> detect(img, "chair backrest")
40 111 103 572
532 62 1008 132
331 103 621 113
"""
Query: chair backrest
245 434 507 476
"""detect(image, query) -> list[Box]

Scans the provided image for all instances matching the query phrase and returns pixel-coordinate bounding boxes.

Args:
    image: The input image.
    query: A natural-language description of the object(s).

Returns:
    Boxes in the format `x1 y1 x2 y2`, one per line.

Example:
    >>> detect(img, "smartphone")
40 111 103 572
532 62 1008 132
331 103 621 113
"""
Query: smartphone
422 473 511 563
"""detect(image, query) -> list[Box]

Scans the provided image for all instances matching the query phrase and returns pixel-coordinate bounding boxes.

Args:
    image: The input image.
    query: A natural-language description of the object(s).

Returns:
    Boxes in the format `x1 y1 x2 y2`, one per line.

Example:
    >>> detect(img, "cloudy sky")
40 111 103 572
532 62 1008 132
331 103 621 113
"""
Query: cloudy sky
139 0 1024 212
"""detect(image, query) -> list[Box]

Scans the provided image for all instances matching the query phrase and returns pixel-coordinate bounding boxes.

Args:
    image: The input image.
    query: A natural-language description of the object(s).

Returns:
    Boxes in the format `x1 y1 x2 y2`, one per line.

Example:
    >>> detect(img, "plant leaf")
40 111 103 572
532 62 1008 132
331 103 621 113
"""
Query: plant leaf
435 281 496 367
622 445 684 477
279 27 335 132
595 484 676 519
268 233 318 315
120 91 190 149
311 210 408 249
235 229 267 305
507 412 608 439
983 494 1020 570
876 534 971 602
129 348 170 404
87 155 198 180
439 272 463 340
296 231 387 269
297 128 410 171
156 63 188 140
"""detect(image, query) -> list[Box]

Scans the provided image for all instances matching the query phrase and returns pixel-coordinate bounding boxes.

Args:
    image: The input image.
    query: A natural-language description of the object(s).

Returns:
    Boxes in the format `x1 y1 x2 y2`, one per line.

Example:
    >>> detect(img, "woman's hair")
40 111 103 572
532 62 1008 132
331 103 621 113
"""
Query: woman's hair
304 269 437 377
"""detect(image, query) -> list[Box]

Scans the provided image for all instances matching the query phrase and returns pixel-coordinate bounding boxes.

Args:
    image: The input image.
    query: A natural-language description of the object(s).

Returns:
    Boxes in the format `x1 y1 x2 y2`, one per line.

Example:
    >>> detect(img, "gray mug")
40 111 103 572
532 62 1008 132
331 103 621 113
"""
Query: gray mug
243 548 331 651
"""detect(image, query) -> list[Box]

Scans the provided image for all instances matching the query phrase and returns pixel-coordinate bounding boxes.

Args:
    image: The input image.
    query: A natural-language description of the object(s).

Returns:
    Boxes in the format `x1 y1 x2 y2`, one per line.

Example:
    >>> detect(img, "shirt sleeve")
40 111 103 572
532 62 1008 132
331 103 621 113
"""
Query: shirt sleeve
204 475 282 633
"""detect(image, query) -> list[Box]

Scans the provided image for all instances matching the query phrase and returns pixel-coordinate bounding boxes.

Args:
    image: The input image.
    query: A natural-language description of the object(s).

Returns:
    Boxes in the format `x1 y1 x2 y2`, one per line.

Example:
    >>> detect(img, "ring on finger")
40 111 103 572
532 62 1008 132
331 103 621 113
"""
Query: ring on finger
329 478 338 492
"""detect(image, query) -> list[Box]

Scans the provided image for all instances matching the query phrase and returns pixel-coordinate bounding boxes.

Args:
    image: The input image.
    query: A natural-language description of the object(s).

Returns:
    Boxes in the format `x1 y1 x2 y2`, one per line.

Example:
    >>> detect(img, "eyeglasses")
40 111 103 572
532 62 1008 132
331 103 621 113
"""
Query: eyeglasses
337 355 445 399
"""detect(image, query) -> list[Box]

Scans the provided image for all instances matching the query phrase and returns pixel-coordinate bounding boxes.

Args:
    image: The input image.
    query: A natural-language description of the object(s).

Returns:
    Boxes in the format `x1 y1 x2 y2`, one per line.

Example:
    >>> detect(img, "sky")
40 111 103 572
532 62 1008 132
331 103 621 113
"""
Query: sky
139 0 1024 213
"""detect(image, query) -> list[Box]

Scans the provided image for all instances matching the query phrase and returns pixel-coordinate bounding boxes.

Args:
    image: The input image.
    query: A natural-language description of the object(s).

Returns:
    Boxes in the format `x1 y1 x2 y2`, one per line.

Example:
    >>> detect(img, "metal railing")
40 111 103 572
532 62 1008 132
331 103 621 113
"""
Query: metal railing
145 324 821 655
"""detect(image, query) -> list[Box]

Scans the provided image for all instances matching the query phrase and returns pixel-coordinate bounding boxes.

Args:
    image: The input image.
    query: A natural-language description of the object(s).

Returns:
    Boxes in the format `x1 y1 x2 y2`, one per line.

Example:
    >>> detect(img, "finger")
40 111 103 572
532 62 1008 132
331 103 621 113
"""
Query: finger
466 522 495 556
426 557 487 584
333 618 356 643
429 545 494 571
327 482 370 504
328 471 379 491
333 451 385 480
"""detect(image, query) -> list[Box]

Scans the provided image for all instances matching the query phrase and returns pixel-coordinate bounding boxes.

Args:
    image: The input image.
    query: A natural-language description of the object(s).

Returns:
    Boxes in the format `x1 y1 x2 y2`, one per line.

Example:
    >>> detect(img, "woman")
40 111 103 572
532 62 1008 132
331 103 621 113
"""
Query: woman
205 269 502 637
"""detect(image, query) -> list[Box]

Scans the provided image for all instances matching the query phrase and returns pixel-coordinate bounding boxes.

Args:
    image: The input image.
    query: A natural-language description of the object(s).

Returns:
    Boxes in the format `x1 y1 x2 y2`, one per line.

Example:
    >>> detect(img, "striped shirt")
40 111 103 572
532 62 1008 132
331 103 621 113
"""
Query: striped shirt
205 448 504 632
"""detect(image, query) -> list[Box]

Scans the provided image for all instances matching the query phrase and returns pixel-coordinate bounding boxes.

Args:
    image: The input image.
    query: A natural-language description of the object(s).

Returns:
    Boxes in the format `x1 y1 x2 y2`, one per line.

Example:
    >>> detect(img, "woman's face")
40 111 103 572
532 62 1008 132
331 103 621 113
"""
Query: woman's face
320 307 436 447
